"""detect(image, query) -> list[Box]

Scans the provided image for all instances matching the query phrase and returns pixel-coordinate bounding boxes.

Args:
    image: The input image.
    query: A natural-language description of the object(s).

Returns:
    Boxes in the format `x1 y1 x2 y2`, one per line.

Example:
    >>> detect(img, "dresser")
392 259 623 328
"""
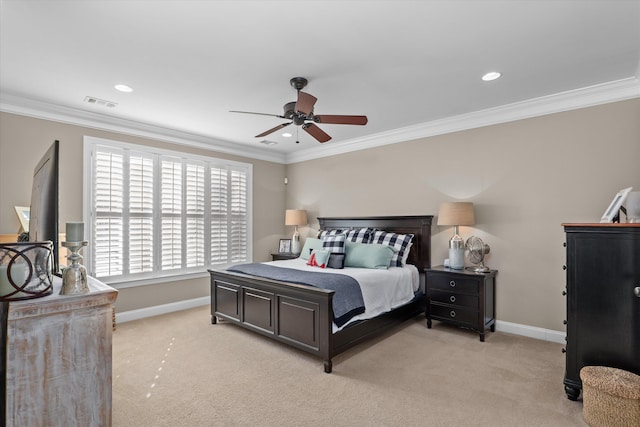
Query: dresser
562 224 640 400
1 276 118 425
425 266 497 341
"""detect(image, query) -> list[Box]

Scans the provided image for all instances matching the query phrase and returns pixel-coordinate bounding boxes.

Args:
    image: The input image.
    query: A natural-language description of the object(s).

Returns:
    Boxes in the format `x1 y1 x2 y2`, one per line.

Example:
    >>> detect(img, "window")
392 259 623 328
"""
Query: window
83 136 252 284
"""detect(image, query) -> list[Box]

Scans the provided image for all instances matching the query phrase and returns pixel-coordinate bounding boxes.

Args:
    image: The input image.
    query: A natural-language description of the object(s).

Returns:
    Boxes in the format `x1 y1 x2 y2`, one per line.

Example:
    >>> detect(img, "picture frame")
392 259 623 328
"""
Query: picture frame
14 206 30 233
278 238 292 253
600 187 633 223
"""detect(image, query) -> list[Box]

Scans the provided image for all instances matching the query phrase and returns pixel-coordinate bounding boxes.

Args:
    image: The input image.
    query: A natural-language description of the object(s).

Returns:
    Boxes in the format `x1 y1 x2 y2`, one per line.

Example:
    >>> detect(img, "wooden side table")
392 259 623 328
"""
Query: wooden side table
271 252 298 261
425 266 497 341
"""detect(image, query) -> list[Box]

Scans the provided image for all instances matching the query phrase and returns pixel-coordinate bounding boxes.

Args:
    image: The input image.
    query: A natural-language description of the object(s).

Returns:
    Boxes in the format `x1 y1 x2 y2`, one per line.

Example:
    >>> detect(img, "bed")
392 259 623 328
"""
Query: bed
208 215 433 373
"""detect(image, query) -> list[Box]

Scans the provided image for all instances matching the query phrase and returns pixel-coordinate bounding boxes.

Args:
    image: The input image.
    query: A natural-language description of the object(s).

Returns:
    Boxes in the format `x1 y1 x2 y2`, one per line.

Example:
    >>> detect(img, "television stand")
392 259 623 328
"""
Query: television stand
1 276 117 425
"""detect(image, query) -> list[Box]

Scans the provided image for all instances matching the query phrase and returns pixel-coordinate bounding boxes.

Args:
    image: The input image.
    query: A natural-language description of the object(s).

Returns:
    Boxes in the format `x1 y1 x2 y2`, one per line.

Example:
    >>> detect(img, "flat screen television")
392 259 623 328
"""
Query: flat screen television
28 140 60 275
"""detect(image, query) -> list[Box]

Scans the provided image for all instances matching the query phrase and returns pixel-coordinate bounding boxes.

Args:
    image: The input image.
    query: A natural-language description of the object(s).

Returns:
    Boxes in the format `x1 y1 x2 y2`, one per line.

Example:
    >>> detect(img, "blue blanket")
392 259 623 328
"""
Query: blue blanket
227 263 365 327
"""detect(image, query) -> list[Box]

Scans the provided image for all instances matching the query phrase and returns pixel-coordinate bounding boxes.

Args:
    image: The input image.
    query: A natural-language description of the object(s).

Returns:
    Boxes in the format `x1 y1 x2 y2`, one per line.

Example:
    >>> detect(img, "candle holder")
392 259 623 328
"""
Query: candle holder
0 241 54 301
60 241 89 295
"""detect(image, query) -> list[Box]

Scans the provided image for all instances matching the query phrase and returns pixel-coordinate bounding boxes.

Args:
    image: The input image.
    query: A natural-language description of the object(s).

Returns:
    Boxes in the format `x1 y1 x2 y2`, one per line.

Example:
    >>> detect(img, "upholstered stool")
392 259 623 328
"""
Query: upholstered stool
580 366 640 427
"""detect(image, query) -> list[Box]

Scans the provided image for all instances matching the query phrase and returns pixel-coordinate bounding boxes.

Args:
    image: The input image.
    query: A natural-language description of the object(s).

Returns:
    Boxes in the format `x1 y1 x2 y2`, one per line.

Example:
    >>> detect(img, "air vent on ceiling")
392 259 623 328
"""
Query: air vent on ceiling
84 96 118 108
259 140 277 145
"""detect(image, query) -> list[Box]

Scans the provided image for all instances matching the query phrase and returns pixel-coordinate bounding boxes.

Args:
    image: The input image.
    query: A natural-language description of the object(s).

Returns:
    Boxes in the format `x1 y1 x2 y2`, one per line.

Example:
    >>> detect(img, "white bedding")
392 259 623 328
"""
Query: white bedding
266 258 419 332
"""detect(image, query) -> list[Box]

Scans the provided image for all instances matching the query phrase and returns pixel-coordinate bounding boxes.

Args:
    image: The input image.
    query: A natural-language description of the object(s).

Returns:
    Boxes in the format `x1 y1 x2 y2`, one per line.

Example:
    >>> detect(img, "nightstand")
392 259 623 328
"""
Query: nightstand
425 266 497 341
271 252 298 261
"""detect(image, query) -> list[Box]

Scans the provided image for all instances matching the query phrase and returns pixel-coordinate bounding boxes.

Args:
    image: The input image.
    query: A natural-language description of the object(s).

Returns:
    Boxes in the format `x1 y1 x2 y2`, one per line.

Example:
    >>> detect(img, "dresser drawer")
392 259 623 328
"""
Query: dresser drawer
429 289 478 309
428 273 479 294
429 304 478 326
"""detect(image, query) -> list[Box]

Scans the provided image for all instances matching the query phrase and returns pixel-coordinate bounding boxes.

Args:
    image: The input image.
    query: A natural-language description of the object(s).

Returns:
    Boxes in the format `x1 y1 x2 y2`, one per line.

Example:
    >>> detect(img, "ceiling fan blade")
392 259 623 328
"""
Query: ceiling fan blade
255 122 291 138
230 110 286 119
295 91 317 116
302 123 331 143
314 115 368 125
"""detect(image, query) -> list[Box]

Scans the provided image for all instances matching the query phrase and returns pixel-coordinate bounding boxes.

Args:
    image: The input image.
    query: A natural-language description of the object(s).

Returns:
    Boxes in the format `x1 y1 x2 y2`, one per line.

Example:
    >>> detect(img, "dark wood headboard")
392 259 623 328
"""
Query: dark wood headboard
317 215 433 273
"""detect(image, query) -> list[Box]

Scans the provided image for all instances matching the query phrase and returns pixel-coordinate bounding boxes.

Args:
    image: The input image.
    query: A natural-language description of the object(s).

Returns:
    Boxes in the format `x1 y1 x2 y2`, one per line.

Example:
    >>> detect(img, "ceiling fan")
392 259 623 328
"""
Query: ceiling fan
230 77 368 143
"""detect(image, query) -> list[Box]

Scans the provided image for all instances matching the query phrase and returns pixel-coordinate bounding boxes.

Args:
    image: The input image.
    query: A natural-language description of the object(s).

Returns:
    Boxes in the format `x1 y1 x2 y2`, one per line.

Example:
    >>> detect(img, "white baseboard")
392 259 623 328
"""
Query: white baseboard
495 320 566 344
115 296 210 324
116 299 567 345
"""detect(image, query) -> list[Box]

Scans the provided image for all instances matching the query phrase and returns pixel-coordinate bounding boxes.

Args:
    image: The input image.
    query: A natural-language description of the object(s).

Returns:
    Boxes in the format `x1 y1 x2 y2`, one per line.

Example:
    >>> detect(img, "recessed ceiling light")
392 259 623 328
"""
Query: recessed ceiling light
282 132 292 138
482 72 501 82
114 84 133 93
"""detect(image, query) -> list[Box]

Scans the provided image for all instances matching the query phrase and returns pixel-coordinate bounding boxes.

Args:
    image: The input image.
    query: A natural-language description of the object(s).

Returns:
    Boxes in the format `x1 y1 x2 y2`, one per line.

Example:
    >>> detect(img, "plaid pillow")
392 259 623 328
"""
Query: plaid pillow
322 233 346 254
345 227 375 243
317 229 343 239
371 230 414 267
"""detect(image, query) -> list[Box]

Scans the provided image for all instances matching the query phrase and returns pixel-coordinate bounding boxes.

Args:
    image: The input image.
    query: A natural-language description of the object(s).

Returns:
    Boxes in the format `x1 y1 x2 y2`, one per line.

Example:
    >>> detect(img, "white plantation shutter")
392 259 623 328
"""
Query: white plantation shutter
93 150 124 277
161 159 182 270
230 169 248 263
210 167 228 263
129 154 154 274
85 137 252 283
186 163 205 268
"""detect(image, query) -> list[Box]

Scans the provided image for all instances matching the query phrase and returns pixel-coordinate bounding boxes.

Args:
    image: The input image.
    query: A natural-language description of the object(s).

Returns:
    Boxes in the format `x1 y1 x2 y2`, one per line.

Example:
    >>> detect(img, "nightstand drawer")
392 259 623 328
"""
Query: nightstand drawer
428 274 479 294
430 304 478 325
429 289 478 308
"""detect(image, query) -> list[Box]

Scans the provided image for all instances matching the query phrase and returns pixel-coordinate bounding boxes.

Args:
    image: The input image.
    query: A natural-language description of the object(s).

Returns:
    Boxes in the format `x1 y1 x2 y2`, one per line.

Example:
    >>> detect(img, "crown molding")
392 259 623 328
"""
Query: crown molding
2 76 639 166
0 93 287 164
285 76 640 164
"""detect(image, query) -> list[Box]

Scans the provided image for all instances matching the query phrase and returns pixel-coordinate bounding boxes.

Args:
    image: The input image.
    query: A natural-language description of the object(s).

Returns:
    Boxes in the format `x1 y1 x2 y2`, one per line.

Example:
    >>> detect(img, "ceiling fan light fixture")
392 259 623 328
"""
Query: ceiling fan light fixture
231 77 368 143
482 71 501 82
282 132 292 138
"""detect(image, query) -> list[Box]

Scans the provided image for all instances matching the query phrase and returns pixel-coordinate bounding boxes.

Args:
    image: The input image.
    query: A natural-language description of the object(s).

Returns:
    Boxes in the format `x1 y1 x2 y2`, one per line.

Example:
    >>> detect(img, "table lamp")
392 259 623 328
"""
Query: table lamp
285 209 307 254
437 202 475 269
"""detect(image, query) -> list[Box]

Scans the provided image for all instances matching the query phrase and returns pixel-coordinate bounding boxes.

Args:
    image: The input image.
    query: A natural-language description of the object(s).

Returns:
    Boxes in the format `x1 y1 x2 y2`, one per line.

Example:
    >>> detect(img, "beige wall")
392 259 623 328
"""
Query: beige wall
0 112 286 312
285 98 640 331
2 98 638 329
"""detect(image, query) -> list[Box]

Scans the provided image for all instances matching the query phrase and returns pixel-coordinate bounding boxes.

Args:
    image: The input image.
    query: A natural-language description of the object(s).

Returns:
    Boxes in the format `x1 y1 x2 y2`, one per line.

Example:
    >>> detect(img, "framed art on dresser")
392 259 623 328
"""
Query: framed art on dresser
600 187 632 223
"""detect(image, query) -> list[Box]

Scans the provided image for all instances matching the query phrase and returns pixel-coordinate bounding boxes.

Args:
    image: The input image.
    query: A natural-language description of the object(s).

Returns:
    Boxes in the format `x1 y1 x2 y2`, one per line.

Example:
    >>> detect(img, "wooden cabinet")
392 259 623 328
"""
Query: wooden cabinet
1 276 117 426
562 224 640 400
425 266 496 341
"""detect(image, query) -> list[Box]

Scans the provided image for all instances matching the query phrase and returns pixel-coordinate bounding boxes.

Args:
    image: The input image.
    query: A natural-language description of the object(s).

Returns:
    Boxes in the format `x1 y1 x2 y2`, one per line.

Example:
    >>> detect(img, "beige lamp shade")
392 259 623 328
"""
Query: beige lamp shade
437 202 475 226
285 209 308 226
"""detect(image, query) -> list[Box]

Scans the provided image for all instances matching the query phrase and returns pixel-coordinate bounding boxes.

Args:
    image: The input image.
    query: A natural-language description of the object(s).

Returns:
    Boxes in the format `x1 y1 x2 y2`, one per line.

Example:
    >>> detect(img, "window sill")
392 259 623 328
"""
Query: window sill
102 270 210 289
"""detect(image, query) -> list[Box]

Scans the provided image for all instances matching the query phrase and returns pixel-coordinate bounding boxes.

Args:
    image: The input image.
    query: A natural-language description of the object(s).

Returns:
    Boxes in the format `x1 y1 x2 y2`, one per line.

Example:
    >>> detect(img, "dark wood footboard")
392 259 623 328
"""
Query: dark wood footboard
210 269 336 371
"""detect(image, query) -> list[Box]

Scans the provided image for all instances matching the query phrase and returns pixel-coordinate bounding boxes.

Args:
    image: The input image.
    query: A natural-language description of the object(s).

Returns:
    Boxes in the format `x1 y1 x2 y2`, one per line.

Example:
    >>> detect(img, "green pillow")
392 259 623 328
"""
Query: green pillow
299 237 323 260
344 241 395 269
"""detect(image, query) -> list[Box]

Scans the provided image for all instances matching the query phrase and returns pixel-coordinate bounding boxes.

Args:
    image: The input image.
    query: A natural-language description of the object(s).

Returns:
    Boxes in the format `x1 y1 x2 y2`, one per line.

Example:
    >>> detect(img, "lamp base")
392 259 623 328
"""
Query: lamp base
448 232 465 270
448 247 465 270
291 227 301 254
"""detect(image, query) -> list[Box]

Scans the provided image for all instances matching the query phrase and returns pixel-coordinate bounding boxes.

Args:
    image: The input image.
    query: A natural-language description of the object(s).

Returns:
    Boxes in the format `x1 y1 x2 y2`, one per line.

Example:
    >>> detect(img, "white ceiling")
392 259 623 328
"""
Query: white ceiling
1 0 639 164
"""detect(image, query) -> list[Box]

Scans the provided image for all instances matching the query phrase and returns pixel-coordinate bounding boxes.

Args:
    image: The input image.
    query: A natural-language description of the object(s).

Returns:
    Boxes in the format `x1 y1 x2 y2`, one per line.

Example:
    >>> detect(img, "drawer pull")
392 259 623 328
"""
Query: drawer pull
449 295 456 303
449 280 456 288
449 310 456 318
634 287 640 298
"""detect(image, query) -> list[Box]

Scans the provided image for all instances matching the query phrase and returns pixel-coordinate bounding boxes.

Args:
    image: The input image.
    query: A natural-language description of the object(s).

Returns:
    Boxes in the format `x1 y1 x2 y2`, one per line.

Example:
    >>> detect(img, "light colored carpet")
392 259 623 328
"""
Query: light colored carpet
112 306 586 426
